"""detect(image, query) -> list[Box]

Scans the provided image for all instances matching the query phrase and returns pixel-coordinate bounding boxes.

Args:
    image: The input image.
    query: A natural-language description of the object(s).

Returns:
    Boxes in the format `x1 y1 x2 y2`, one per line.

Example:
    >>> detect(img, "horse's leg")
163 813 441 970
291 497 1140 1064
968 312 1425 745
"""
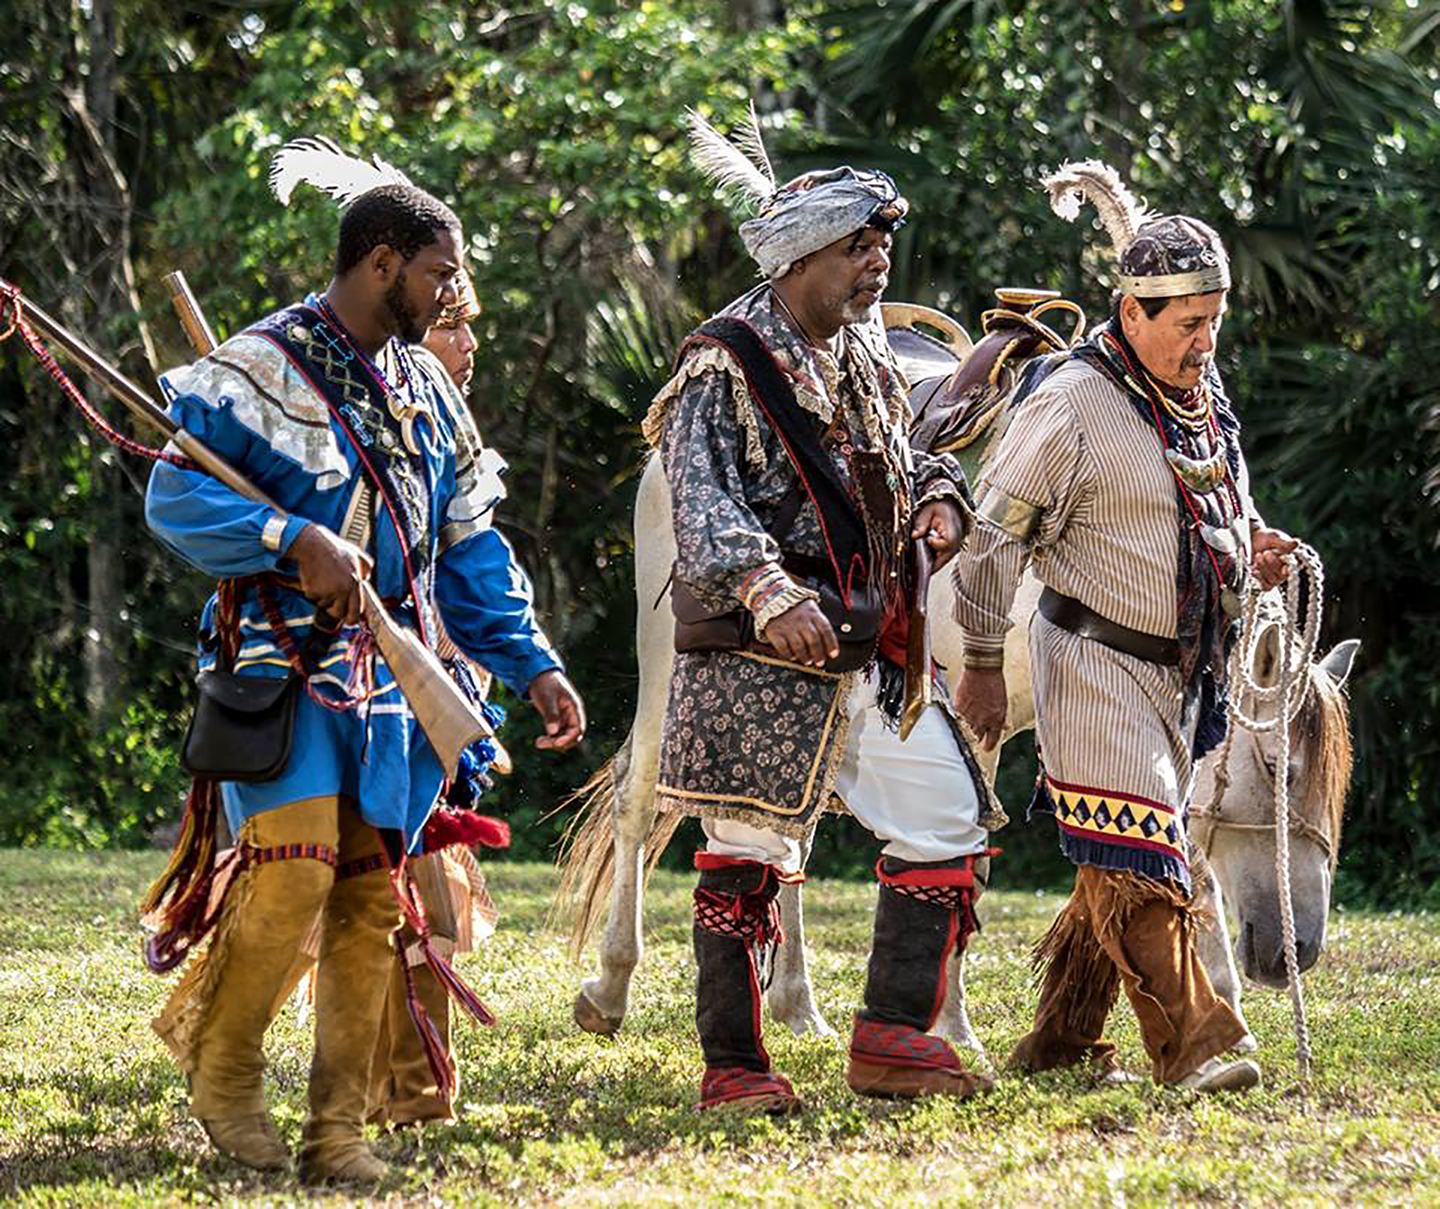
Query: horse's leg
1191 855 1256 1053
931 860 991 1064
766 823 836 1037
575 455 673 1036
574 735 655 1034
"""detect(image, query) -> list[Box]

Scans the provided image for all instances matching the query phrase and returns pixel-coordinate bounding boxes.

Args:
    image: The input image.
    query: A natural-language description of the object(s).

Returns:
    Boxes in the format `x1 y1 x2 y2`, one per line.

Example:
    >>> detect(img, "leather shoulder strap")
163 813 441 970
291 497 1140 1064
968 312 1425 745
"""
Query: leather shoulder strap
685 316 867 590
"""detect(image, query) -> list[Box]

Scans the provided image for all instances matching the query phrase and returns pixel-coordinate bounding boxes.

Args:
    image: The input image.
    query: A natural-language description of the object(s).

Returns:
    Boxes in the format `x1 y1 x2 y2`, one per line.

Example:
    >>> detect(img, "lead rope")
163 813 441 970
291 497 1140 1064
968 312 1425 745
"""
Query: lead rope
1211 542 1324 1080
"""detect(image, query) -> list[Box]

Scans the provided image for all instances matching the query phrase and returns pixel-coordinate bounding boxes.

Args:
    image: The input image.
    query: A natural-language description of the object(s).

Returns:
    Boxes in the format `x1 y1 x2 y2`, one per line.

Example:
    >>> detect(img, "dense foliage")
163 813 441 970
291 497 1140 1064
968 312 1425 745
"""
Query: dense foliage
1 1 1436 903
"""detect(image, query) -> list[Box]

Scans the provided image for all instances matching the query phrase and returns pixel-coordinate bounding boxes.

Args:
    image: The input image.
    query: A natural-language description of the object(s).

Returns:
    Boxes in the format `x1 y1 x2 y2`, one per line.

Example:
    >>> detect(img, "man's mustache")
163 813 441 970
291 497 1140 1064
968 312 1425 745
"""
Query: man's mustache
853 276 888 296
1181 352 1212 370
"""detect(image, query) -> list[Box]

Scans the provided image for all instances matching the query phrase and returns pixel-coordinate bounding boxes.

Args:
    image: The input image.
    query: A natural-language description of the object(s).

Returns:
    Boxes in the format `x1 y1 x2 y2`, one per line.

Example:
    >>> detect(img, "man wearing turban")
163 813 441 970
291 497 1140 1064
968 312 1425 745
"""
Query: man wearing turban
641 110 998 1114
953 162 1298 1092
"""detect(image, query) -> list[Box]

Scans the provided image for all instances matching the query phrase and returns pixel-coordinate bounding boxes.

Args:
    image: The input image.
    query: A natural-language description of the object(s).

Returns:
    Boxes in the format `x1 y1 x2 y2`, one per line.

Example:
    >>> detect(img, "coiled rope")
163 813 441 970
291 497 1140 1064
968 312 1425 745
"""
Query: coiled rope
1202 542 1325 1079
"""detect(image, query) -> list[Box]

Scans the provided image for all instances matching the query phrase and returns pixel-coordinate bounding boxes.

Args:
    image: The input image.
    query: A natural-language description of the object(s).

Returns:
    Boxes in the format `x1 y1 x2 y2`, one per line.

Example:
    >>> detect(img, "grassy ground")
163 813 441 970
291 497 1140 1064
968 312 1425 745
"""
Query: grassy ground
2 850 1439 1207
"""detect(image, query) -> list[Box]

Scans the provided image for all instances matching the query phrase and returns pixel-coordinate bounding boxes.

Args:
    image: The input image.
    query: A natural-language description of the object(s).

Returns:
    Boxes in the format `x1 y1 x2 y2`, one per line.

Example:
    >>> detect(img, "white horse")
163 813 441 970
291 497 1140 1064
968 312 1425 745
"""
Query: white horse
556 307 1358 1059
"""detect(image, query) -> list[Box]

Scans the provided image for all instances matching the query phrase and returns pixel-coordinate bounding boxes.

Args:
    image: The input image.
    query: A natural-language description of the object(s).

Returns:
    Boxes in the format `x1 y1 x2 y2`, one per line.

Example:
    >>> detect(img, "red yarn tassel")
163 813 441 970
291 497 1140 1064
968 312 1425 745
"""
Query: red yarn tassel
396 933 455 1104
422 807 510 852
421 940 497 1026
141 779 229 973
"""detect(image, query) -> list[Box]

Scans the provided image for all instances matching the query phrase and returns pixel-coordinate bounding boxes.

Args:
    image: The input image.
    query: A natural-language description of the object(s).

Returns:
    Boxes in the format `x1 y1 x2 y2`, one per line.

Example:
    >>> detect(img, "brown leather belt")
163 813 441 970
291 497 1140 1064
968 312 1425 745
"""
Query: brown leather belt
1038 587 1179 667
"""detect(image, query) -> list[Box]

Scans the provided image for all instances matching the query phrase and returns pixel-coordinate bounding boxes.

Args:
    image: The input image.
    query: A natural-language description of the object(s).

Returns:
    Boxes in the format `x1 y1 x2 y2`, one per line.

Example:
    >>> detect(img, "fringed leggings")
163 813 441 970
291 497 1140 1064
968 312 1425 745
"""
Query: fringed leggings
1009 864 1246 1084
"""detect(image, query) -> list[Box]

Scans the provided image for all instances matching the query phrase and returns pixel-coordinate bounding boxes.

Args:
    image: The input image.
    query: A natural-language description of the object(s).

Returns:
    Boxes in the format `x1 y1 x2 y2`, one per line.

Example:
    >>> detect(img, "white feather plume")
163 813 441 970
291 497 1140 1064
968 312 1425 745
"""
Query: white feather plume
1041 159 1152 258
268 136 413 208
685 107 776 210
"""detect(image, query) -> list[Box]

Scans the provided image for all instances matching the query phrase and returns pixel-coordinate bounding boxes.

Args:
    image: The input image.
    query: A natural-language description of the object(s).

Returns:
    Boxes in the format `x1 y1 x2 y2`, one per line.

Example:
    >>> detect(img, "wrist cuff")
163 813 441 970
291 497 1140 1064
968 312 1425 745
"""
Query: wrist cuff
261 513 292 554
961 633 1006 671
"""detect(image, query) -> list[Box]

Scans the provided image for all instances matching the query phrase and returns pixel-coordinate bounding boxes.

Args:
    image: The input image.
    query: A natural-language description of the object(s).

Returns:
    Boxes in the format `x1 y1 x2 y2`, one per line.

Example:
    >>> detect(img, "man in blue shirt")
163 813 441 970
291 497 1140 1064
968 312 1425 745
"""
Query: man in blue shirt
145 183 584 1184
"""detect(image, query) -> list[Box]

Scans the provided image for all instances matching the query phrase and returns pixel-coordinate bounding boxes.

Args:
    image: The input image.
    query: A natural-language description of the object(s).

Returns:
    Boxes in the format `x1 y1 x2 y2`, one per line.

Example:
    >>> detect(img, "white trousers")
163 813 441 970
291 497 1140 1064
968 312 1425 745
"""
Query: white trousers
703 669 988 875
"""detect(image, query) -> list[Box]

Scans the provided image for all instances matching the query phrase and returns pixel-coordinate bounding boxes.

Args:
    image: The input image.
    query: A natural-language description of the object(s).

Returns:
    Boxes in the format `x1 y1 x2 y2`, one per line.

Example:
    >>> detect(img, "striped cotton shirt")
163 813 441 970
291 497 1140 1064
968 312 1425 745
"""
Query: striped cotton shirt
954 359 1194 657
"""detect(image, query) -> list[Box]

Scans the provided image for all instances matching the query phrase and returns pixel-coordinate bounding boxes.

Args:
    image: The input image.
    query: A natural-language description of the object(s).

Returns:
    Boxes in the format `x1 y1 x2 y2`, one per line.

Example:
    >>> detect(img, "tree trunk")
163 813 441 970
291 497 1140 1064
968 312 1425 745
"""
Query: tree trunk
60 0 156 728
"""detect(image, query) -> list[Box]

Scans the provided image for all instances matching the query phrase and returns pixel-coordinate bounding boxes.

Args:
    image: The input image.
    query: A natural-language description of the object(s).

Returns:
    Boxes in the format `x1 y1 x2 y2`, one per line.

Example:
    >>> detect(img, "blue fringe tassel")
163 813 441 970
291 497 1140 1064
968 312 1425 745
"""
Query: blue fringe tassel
1030 776 1192 894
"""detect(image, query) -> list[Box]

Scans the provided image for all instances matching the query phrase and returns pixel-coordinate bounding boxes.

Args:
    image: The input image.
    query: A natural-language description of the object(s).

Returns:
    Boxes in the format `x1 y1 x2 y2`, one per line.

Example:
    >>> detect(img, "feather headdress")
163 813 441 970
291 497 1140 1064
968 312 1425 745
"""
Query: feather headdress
268 136 413 207
684 103 777 210
1041 159 1152 260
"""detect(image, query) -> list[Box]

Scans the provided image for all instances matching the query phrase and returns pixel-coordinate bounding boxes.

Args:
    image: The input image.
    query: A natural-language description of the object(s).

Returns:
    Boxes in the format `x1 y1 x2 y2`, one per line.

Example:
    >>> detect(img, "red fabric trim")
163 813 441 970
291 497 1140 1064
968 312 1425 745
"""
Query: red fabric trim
698 1067 798 1108
875 856 976 889
877 598 909 667
1056 818 1188 862
246 841 339 868
1045 774 1177 815
694 852 766 872
334 852 385 880
849 1018 962 1071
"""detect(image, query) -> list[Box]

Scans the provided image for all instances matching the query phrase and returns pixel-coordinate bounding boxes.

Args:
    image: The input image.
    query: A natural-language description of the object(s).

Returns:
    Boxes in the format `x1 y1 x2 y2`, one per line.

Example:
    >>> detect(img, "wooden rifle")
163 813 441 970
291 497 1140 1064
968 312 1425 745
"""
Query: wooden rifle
3 274 503 780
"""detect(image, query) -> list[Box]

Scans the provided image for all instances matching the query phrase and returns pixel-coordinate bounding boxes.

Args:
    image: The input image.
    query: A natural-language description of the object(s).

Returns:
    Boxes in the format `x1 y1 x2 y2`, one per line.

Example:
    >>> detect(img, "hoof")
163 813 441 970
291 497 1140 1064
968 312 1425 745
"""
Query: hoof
776 1010 838 1039
1232 1032 1259 1054
573 990 623 1036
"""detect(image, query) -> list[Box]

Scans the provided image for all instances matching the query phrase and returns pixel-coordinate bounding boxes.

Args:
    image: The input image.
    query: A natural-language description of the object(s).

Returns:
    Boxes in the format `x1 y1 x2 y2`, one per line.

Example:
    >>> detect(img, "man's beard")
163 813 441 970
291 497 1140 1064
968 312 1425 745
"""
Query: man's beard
836 276 887 326
383 270 428 344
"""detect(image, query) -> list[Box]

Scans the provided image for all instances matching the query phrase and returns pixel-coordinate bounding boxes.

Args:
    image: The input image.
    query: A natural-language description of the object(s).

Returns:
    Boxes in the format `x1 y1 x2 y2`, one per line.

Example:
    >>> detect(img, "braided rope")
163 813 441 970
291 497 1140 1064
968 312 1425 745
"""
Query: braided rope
0 283 195 469
1204 543 1325 1080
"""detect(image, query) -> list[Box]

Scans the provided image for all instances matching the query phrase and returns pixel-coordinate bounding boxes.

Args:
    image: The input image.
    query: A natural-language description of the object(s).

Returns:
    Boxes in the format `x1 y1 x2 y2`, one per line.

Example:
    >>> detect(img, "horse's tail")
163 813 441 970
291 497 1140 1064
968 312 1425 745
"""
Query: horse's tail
549 737 682 957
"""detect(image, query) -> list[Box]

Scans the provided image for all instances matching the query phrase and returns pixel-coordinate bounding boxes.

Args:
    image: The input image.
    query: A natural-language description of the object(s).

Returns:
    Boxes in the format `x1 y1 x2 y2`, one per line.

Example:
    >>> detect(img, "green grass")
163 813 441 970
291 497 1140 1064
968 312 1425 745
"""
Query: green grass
2 851 1439 1206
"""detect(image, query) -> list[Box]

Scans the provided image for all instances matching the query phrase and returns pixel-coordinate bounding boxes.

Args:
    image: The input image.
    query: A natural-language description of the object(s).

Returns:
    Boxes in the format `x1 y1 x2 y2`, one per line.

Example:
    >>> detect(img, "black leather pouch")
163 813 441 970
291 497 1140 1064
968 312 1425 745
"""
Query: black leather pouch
181 670 299 783
808 578 883 673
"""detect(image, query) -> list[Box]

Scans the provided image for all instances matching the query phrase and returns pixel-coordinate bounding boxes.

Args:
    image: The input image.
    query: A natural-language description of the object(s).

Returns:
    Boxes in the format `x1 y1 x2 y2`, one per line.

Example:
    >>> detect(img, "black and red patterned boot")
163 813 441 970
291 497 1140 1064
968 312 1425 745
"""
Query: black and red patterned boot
847 854 992 1099
693 853 803 1115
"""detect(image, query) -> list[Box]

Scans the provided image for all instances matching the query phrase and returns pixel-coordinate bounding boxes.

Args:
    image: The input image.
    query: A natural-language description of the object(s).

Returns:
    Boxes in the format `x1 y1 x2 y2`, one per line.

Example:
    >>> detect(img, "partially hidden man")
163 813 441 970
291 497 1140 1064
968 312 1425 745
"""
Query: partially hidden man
143 149 585 1182
952 161 1299 1092
361 266 502 1131
646 110 998 1114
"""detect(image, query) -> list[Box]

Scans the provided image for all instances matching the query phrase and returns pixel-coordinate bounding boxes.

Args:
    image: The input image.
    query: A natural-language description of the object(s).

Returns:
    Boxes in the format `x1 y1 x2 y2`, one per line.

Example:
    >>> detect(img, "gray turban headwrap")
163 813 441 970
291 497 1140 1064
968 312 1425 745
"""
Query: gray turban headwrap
1118 215 1230 298
739 167 908 279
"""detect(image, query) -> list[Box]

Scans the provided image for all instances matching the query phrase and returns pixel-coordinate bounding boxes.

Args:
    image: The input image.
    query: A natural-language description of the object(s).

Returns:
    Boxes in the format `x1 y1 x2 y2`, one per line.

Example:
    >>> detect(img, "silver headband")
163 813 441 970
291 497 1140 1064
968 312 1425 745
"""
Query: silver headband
1118 264 1231 298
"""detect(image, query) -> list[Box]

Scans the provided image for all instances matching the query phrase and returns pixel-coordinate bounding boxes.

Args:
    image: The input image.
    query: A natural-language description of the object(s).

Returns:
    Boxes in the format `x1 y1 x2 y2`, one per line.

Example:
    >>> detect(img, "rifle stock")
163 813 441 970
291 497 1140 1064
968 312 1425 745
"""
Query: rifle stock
8 275 498 781
163 271 218 355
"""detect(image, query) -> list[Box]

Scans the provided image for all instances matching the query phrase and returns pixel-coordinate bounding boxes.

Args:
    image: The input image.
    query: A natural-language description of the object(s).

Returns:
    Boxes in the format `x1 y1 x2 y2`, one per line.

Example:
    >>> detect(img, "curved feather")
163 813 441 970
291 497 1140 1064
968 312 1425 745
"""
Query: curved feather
268 136 413 207
685 108 775 209
1041 159 1151 257
732 101 777 191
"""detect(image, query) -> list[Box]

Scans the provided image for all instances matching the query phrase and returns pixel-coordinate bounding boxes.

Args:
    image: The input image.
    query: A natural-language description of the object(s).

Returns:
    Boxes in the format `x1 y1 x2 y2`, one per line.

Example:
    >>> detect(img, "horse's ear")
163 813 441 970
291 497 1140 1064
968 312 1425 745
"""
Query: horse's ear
1317 638 1360 688
1255 623 1281 686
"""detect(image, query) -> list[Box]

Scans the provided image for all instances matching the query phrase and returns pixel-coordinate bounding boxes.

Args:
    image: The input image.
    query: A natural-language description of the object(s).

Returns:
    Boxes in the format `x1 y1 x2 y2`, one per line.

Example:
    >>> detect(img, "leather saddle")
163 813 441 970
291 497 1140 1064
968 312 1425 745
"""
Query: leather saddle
884 288 1087 457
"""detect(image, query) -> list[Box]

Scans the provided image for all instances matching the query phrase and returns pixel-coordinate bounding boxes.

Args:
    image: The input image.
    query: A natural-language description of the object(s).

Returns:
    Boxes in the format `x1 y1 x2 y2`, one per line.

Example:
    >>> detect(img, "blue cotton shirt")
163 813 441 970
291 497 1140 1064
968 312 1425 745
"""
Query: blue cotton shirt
145 300 561 850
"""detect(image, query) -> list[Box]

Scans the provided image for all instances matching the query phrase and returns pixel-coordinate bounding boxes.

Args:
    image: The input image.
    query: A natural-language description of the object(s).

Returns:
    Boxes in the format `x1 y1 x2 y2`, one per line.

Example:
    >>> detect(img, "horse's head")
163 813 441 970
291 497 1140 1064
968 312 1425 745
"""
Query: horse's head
1192 609 1358 989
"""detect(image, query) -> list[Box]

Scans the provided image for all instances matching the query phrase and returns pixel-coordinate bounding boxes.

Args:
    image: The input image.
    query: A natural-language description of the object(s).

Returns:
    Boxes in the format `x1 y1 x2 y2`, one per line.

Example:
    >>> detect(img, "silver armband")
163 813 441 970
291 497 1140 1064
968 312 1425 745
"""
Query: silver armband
977 485 1041 543
261 514 291 554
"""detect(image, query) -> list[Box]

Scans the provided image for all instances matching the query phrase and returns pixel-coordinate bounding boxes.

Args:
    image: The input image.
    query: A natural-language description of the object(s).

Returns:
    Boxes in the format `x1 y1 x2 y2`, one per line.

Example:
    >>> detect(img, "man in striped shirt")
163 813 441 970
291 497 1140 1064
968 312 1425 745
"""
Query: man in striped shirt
952 176 1297 1093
